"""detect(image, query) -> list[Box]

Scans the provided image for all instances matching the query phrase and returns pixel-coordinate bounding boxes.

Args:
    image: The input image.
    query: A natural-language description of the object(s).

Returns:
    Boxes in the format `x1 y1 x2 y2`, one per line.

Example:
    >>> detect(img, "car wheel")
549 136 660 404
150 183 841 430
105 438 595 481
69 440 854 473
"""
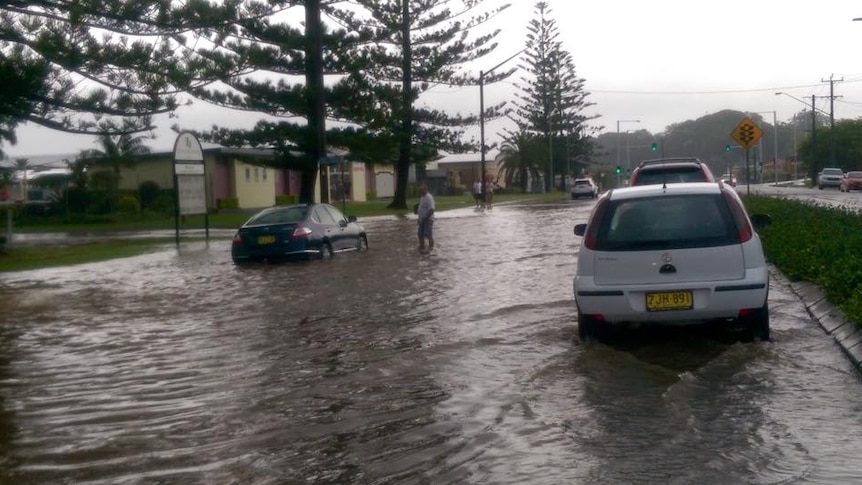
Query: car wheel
740 303 770 342
319 242 333 259
577 311 603 343
819 185 823 190
356 234 368 251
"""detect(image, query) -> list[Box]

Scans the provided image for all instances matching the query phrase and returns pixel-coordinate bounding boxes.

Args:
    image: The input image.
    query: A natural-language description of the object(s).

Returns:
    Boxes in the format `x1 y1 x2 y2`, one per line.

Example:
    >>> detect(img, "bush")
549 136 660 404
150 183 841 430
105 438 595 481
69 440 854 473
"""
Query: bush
743 194 862 327
138 181 160 210
275 194 298 205
117 196 140 215
217 197 239 210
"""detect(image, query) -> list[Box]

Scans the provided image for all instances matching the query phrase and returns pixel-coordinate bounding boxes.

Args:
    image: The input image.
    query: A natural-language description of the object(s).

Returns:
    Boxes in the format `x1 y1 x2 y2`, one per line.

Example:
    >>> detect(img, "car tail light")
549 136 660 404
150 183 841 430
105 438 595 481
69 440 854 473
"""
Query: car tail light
583 198 610 250
232 232 242 246
722 191 753 243
737 308 757 318
292 225 312 239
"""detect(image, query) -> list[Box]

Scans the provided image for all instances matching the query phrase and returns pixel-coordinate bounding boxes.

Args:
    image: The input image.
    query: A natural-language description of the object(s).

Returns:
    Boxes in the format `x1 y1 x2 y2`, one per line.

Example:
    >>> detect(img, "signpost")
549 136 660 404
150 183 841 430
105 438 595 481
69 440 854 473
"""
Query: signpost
730 116 764 194
173 132 208 245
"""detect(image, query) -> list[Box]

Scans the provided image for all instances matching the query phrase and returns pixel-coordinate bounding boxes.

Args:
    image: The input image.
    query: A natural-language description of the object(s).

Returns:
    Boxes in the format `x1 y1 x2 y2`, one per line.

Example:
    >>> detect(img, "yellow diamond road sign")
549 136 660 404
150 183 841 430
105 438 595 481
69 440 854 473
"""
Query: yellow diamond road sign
730 116 764 150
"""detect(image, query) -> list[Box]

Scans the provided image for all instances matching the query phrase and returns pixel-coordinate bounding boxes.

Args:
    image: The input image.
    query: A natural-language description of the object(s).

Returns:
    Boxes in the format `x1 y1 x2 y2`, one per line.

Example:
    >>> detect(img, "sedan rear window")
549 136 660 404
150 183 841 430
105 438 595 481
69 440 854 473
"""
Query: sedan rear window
593 194 739 251
848 171 862 178
247 207 306 225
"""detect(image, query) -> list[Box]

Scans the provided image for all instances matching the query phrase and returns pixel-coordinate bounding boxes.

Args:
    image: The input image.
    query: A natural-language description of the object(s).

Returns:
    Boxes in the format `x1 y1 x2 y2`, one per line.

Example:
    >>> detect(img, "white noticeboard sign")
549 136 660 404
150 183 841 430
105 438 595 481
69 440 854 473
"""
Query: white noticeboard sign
173 133 207 216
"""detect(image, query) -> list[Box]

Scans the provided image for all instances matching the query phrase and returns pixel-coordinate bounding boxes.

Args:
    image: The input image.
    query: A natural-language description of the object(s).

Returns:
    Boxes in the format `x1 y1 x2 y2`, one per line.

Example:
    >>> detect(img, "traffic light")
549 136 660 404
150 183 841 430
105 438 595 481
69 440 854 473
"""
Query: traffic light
615 165 622 174
650 143 658 152
725 144 731 152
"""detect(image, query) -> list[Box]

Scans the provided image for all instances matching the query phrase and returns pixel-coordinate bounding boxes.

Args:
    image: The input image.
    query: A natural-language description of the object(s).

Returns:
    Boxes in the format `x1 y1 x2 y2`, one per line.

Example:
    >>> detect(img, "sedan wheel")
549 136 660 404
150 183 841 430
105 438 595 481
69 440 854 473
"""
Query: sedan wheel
319 243 333 259
357 234 368 251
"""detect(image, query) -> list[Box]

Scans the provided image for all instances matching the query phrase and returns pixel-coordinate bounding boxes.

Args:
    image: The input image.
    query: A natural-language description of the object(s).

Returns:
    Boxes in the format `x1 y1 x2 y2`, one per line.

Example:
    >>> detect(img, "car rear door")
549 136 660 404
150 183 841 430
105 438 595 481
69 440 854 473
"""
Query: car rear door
592 195 746 286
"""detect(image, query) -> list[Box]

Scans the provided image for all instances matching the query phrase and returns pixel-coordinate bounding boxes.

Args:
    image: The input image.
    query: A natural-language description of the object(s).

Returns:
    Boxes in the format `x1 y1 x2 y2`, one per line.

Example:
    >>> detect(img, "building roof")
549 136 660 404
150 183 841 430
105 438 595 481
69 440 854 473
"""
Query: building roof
434 149 501 165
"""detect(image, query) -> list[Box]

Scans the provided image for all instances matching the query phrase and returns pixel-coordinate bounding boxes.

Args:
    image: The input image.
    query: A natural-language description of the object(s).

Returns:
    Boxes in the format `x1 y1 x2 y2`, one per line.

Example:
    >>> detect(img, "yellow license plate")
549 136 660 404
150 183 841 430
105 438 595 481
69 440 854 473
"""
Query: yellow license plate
257 235 276 245
646 291 693 311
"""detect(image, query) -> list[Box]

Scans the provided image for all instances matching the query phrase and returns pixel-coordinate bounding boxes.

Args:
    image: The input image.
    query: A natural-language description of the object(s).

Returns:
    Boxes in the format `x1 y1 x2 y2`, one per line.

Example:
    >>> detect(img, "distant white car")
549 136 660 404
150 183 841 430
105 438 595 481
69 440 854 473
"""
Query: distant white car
720 173 737 187
573 182 772 342
818 168 844 189
571 178 598 199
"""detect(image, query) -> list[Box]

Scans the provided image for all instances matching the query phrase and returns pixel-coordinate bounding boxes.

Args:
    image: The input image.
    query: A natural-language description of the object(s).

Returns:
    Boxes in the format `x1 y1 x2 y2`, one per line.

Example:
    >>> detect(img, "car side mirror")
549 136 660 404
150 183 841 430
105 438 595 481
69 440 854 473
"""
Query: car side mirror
339 219 348 228
348 215 357 223
574 223 587 236
750 213 771 230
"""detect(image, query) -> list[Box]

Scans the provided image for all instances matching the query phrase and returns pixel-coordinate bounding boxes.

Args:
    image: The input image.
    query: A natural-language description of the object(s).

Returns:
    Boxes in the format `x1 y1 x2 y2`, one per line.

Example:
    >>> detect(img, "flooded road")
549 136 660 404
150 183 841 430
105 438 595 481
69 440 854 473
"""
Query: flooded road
2 199 862 484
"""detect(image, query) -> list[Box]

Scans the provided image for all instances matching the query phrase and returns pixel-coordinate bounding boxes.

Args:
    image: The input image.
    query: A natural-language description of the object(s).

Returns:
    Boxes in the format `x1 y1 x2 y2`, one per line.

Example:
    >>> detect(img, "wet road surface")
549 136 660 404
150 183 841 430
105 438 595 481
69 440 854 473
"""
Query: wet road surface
2 199 862 484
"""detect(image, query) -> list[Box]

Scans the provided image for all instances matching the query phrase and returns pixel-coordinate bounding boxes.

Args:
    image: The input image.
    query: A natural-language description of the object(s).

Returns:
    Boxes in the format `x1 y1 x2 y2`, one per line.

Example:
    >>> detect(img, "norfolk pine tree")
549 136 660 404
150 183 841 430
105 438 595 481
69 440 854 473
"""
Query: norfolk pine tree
511 1 596 191
327 0 511 209
0 0 246 157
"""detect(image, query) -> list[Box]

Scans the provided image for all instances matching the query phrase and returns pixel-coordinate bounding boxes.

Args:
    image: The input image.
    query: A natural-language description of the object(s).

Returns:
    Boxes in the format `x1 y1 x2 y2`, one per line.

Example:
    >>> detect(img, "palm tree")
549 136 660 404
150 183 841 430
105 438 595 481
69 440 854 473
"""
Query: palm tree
0 165 13 200
13 158 29 200
498 129 546 192
84 133 151 211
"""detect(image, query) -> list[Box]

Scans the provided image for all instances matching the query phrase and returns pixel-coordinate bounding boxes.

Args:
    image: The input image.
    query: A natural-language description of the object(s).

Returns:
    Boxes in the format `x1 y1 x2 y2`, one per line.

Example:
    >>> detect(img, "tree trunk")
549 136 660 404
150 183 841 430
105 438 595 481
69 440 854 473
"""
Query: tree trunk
304 0 327 204
388 0 412 210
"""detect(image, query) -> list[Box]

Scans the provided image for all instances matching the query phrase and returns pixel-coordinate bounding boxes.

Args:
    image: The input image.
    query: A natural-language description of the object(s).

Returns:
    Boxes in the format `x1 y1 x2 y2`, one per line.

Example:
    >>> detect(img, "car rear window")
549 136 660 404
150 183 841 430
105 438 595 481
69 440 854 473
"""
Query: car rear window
633 167 708 186
575 180 592 186
848 171 862 178
247 207 306 225
592 194 740 251
822 169 843 176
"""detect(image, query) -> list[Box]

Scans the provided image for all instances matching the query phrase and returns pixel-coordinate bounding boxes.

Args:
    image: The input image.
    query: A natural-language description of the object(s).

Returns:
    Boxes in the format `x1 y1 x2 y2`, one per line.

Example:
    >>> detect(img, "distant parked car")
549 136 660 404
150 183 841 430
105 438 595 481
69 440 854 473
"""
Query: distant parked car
573 182 772 343
630 158 716 186
571 178 599 199
231 203 367 263
818 168 844 189
840 171 862 192
720 173 738 187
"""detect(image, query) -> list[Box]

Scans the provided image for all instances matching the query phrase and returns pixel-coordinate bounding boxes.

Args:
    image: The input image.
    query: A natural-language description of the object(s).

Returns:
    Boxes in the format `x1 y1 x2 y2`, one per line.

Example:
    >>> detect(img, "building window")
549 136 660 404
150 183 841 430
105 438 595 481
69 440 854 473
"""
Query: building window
254 167 259 182
245 167 251 181
263 168 268 181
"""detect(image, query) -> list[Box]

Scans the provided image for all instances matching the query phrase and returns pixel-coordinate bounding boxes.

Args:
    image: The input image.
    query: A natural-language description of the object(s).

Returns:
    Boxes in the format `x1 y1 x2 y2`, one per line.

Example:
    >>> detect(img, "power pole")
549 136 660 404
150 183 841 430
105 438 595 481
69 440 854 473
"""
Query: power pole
821 75 843 166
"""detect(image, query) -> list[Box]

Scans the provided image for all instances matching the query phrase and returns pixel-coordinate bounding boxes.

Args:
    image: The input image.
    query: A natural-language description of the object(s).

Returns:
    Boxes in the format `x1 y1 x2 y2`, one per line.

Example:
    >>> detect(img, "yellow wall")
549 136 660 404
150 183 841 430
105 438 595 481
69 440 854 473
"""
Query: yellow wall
350 163 367 202
233 160 276 208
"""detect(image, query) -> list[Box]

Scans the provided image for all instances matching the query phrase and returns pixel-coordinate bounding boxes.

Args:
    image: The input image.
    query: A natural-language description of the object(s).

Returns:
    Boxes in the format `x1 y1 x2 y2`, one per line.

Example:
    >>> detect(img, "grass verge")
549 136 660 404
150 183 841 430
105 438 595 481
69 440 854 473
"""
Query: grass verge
0 238 177 273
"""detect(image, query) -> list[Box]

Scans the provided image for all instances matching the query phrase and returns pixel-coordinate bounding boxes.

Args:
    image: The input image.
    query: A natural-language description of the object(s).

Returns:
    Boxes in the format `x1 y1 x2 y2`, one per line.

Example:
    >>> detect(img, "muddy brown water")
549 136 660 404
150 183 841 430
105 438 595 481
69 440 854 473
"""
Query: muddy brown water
2 199 862 484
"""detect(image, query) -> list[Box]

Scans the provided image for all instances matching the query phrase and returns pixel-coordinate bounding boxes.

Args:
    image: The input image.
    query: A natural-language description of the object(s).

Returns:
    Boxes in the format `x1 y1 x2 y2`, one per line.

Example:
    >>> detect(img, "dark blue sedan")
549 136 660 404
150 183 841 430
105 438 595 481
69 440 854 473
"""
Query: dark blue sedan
231 203 367 263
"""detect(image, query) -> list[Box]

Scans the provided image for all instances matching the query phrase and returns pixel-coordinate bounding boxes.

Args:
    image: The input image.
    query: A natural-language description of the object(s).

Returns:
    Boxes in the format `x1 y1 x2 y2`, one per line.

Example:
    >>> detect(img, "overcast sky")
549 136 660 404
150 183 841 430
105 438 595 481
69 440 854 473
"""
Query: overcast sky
5 0 862 159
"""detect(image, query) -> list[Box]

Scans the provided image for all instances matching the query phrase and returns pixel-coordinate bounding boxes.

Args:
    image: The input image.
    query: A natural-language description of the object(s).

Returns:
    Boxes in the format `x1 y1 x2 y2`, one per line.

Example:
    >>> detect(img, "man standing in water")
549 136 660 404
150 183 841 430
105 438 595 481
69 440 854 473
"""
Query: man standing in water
416 183 435 252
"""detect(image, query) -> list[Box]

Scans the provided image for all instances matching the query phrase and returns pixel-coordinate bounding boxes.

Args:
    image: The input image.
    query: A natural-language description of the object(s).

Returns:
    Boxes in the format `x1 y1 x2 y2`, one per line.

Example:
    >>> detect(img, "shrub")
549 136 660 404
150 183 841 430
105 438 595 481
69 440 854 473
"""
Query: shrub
217 197 239 210
276 194 298 205
138 181 160 210
117 196 140 215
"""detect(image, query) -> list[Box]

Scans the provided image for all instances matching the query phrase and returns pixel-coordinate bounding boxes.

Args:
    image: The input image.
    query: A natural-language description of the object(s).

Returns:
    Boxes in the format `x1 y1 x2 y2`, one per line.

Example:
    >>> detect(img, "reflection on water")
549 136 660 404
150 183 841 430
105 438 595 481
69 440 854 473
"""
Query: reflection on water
1 200 862 483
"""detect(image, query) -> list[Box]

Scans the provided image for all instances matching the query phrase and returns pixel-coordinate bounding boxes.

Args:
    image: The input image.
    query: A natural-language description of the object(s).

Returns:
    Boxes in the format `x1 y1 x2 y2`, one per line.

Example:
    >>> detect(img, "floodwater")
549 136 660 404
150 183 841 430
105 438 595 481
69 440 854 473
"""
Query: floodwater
1 199 862 484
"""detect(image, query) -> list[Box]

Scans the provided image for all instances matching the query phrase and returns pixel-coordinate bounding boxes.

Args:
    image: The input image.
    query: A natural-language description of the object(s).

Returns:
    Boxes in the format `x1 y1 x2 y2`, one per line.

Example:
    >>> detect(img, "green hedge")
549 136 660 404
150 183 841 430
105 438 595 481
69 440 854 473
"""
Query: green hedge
217 197 239 210
743 194 862 325
276 194 298 205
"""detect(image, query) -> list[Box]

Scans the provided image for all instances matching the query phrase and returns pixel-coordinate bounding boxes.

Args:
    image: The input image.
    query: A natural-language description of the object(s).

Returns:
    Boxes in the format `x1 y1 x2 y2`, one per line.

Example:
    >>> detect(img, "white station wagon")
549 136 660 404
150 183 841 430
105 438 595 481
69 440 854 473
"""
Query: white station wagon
573 182 772 342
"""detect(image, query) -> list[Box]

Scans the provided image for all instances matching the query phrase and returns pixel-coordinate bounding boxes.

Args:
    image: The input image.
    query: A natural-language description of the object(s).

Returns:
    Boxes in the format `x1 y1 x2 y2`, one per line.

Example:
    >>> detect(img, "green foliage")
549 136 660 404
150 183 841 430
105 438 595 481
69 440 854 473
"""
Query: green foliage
138 181 161 210
117 196 140 215
511 2 596 190
743 194 862 326
275 194 298 205
366 191 377 200
0 0 244 154
217 197 239 210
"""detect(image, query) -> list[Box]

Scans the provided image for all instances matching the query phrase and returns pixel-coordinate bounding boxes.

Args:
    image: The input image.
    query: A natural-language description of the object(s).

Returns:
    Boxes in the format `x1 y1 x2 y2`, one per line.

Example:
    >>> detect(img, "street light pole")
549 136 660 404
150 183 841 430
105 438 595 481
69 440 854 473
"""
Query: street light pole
616 119 640 172
775 92 830 184
479 48 526 200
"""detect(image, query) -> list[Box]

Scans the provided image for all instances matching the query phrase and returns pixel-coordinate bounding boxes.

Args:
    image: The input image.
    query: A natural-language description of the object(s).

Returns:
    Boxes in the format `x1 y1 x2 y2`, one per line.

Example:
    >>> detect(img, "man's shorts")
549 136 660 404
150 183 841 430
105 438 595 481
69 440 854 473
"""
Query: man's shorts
418 218 434 238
